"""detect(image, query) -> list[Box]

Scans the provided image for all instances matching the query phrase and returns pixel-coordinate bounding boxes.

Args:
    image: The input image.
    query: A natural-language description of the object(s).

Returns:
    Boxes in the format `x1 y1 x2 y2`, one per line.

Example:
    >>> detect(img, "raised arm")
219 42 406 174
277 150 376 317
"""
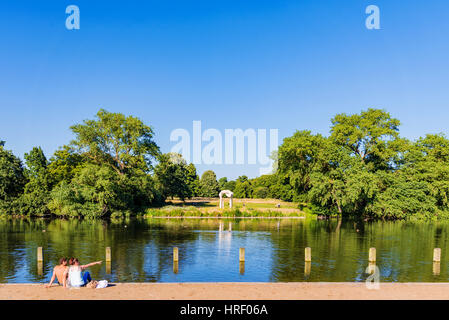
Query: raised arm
44 268 56 288
81 261 102 270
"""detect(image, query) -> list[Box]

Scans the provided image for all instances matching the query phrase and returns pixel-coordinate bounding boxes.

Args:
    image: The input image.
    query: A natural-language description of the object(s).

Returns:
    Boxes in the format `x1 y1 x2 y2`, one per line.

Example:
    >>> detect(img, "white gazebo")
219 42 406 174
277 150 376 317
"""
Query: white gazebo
219 190 233 209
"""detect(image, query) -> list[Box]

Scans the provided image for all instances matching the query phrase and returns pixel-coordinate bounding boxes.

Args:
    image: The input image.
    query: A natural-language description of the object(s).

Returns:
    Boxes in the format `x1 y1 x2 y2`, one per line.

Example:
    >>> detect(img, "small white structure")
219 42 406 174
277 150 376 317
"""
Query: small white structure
219 190 234 209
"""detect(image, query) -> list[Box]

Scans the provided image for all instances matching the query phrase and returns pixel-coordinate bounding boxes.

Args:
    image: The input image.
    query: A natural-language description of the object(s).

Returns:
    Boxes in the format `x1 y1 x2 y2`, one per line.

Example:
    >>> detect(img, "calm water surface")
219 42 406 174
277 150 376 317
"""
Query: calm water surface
1 217 448 283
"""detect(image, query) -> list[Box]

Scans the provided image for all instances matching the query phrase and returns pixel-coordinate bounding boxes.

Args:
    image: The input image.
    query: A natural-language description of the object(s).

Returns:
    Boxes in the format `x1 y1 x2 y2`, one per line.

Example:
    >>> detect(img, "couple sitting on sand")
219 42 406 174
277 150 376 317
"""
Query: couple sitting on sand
45 257 104 288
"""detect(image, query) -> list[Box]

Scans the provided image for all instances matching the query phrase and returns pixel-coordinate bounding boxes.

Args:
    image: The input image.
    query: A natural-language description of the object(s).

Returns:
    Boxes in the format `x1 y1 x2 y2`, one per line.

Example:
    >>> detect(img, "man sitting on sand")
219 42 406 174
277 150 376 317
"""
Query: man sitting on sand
44 257 69 288
63 258 102 288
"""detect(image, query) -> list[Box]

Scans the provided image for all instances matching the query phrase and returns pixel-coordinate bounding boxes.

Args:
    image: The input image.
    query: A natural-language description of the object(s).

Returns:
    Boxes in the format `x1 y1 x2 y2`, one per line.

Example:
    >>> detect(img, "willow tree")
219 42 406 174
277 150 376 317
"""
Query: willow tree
47 110 162 217
330 108 401 171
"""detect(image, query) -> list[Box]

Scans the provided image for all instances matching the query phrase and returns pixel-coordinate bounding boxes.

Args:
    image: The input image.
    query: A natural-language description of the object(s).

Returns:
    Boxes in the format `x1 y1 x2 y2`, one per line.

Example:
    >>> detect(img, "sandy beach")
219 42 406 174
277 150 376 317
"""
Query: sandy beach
1 282 449 300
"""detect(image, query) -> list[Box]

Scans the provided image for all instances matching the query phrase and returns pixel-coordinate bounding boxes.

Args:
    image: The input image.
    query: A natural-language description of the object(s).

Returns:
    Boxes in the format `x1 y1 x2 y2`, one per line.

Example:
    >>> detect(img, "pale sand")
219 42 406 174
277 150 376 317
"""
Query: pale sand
1 282 449 300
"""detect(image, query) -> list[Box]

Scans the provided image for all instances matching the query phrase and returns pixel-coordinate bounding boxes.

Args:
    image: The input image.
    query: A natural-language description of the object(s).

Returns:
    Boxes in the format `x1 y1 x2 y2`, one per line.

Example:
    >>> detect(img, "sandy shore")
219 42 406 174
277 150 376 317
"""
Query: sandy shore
2 282 449 300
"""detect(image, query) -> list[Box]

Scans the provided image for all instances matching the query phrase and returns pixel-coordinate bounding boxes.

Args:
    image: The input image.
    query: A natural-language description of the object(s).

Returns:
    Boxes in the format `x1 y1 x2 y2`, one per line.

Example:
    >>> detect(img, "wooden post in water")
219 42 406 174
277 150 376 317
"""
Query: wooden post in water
239 248 245 275
239 262 245 275
37 261 43 276
173 261 179 274
106 247 111 262
433 248 441 276
37 247 43 276
304 262 311 277
433 248 441 262
369 248 376 263
239 248 245 262
37 247 43 262
173 247 179 274
105 247 111 273
173 247 179 262
305 247 312 262
433 262 441 276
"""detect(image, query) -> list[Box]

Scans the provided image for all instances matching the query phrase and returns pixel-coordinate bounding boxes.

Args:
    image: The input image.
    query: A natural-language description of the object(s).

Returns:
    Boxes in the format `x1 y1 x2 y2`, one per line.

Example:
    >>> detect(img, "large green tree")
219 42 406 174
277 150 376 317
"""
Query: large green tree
223 180 236 192
46 110 163 217
154 153 191 201
199 170 220 197
330 108 401 170
276 109 449 219
307 141 380 215
234 176 252 198
47 145 84 186
0 142 26 210
277 130 326 197
70 109 160 175
186 163 200 197
16 147 52 216
218 177 228 190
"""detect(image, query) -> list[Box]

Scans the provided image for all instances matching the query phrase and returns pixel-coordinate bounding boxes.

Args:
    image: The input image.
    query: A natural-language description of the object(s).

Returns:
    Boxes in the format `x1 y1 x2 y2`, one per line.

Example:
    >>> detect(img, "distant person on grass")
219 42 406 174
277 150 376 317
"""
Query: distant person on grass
63 258 102 288
44 257 69 288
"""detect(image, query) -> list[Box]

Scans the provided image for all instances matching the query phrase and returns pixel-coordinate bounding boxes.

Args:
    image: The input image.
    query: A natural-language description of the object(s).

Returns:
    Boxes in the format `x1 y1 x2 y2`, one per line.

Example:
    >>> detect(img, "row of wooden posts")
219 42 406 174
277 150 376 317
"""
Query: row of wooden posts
304 247 443 263
35 246 444 276
36 246 247 275
36 246 245 263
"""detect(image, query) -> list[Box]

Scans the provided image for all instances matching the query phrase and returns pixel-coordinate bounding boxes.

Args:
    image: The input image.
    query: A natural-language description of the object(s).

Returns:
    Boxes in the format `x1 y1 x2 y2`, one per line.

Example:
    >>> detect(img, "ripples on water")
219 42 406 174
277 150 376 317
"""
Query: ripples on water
0 217 447 283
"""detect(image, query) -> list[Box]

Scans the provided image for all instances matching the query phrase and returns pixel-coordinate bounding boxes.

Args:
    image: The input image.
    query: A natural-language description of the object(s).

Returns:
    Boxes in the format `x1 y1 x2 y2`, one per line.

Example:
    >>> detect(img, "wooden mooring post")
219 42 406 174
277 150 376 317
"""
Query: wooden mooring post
433 262 441 276
173 247 179 273
37 247 43 262
433 248 441 262
239 262 245 275
106 247 111 262
239 248 245 262
239 248 245 275
173 247 179 262
305 247 311 262
106 261 111 274
37 247 43 276
105 247 112 273
304 262 311 277
173 261 179 274
38 262 43 275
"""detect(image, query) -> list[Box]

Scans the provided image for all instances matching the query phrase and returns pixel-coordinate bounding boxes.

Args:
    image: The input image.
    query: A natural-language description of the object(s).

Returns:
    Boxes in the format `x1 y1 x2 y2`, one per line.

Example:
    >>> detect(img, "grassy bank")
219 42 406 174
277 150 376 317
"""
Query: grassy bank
143 198 306 218
1 198 308 219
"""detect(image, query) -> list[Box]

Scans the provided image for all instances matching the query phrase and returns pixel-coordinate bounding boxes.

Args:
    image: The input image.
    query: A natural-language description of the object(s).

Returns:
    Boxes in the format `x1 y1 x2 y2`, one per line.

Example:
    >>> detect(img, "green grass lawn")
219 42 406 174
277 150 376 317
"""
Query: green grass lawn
145 198 306 218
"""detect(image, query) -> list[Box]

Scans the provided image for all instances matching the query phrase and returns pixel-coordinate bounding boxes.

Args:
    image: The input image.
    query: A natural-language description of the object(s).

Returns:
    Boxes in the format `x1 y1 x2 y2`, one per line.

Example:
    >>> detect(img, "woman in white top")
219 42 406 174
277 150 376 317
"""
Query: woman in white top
63 258 102 288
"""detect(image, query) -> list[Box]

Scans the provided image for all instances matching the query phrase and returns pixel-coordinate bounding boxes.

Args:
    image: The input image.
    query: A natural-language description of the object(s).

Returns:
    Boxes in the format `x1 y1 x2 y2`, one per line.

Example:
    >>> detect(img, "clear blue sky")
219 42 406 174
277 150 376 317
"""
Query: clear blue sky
1 0 449 179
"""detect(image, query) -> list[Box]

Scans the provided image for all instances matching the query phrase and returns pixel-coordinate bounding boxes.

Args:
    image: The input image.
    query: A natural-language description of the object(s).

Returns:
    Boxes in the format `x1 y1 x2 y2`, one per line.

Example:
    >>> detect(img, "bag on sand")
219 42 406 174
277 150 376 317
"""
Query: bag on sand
96 280 108 289
86 280 98 289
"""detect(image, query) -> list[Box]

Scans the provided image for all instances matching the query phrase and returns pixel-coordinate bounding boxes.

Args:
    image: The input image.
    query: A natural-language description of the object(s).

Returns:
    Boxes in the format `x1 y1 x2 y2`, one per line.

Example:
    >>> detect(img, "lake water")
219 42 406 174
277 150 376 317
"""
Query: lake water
1 217 448 283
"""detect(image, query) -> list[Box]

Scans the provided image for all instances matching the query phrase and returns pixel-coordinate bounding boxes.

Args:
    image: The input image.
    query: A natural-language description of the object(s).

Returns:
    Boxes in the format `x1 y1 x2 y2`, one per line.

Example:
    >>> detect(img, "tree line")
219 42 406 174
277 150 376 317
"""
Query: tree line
1 108 449 220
